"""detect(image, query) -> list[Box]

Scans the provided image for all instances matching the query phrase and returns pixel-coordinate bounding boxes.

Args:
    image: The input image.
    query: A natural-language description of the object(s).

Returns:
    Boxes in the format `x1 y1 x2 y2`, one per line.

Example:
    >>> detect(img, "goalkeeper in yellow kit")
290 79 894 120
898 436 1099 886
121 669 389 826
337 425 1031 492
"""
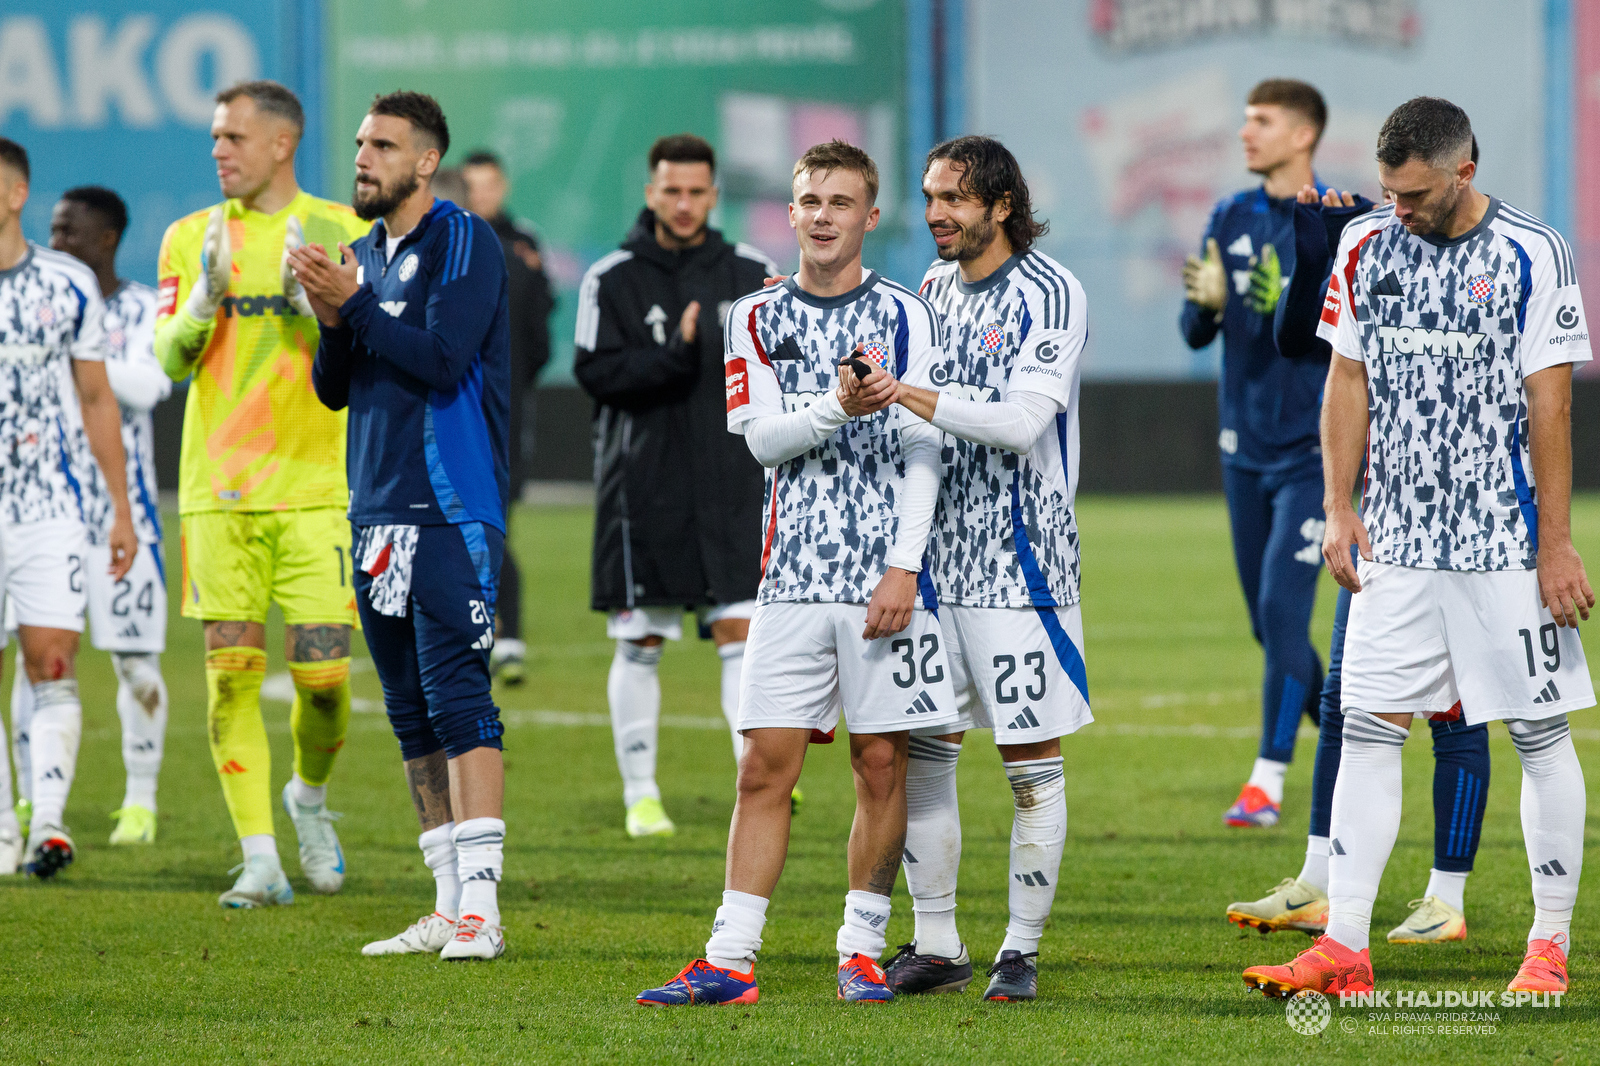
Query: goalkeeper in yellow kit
155 81 370 908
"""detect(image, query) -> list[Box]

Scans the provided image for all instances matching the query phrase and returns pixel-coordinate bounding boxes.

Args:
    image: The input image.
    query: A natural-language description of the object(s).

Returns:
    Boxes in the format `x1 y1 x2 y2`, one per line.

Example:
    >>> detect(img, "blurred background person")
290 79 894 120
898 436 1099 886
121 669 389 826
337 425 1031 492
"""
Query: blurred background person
461 150 555 686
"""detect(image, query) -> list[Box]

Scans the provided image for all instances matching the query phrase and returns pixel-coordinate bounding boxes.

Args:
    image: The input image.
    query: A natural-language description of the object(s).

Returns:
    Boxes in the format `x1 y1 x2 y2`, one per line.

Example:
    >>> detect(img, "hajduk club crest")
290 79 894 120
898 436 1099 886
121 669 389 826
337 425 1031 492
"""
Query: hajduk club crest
979 322 1005 354
1467 273 1495 306
860 340 889 369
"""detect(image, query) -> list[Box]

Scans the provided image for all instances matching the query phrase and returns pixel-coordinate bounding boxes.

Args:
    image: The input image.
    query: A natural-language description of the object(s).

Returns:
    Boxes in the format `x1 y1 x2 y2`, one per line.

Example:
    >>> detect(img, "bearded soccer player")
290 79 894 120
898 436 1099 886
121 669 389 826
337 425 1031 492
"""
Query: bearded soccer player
0 139 138 878
1180 79 1331 828
1245 97 1591 998
636 141 955 1006
155 81 370 907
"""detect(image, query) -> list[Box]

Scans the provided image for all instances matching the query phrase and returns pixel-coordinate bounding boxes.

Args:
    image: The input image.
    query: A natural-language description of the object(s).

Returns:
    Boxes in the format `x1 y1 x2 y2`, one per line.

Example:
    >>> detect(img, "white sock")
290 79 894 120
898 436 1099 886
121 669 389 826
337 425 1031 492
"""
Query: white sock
1001 757 1066 956
419 821 460 919
837 889 892 963
28 680 82 829
1508 716 1585 951
1299 835 1330 893
240 833 278 861
290 773 326 808
608 641 662 807
903 736 962 957
706 890 768 972
454 817 505 926
1325 710 1409 953
10 669 32 803
718 641 745 763
1248 757 1289 805
112 653 166 811
1425 868 1468 913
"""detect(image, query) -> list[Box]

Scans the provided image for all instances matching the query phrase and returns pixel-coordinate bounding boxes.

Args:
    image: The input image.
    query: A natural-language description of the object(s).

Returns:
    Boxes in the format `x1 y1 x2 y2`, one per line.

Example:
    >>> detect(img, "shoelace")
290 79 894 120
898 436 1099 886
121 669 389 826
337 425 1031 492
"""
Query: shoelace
453 914 487 941
987 952 1039 978
884 943 919 969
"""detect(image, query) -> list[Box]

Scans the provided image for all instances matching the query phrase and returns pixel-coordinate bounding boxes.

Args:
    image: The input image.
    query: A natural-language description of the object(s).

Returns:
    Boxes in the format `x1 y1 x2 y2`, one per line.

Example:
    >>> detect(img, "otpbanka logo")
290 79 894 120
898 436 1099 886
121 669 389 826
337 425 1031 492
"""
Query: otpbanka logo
1285 990 1332 1035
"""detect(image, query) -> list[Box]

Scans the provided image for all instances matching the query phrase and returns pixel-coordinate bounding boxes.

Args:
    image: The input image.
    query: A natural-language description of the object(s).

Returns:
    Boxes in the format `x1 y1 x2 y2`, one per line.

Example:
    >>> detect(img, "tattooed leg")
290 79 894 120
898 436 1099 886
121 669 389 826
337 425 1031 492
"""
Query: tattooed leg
405 750 454 830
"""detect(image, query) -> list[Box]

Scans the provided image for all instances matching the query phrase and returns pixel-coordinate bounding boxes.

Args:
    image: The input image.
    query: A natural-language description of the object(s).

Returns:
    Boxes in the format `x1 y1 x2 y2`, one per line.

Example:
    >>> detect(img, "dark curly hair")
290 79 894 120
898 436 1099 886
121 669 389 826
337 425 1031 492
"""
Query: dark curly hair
1376 97 1474 170
369 90 450 158
924 136 1047 254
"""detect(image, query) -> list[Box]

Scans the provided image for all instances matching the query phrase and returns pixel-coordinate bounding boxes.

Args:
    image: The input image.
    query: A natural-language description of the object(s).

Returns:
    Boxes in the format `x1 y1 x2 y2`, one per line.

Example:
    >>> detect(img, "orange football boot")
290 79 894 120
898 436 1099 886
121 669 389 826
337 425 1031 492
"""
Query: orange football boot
1243 934 1374 998
1507 934 1568 993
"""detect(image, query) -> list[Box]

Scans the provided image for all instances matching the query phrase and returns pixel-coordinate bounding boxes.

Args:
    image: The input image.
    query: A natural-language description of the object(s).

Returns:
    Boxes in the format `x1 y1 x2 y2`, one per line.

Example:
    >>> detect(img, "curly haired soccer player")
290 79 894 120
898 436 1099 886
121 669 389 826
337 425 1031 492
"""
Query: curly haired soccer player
155 81 370 908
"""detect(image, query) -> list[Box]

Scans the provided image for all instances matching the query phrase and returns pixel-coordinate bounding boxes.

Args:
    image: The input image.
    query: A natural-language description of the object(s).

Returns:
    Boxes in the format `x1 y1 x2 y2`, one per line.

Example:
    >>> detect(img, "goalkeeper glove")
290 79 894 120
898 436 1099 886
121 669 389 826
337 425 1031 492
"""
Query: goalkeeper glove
1183 237 1226 318
183 206 232 321
281 215 315 318
1246 242 1285 316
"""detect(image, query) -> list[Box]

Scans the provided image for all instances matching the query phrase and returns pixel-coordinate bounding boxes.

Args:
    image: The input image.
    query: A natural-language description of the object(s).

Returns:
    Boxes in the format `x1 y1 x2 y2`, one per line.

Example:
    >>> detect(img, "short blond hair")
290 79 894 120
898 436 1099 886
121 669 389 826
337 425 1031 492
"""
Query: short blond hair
793 140 879 204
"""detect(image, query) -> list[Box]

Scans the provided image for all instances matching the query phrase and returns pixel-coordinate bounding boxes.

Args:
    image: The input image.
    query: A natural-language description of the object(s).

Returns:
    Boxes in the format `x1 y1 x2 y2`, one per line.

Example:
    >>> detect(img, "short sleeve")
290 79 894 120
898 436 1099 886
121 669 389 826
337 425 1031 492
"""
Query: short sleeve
1317 221 1367 361
725 294 783 433
1006 272 1086 410
70 277 108 362
1518 234 1591 376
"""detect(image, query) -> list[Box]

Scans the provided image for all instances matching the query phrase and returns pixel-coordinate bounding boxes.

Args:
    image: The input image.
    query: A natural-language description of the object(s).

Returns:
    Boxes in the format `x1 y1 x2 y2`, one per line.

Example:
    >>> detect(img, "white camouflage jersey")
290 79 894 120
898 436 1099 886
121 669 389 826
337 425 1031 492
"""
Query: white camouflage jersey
81 281 166 545
1319 199 1591 571
920 252 1088 607
725 271 941 605
0 244 105 526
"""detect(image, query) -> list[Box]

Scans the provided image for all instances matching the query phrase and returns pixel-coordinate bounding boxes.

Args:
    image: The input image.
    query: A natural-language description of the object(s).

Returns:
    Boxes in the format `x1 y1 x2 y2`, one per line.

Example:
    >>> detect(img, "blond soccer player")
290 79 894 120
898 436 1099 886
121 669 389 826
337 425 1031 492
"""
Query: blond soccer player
155 80 369 908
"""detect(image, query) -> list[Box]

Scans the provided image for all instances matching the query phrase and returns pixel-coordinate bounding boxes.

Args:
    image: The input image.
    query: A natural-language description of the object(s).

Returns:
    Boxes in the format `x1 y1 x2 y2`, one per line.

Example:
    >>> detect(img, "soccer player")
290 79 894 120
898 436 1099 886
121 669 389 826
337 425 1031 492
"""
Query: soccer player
1245 97 1592 997
43 186 172 845
0 138 139 878
875 136 1089 1002
155 81 369 907
298 91 512 961
461 149 556 685
636 140 956 1006
1226 176 1493 944
574 134 778 838
1180 79 1332 828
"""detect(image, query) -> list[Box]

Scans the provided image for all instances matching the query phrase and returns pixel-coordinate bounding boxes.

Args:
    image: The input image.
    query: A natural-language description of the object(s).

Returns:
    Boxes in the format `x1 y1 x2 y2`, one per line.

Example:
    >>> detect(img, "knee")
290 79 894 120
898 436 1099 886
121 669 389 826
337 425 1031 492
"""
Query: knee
23 640 76 683
851 739 902 799
429 699 504 760
735 738 800 797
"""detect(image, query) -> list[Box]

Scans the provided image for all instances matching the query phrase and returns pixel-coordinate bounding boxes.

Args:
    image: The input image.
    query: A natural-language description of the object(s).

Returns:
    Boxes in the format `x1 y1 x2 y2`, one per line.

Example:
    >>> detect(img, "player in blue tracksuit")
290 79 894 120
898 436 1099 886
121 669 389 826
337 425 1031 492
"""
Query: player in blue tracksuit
1179 80 1330 828
296 92 513 961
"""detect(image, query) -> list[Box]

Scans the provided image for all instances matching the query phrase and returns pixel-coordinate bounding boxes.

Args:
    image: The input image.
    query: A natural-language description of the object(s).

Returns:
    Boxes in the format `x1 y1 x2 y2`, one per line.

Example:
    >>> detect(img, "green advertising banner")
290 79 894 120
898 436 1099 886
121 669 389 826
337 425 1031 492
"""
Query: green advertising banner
327 0 908 383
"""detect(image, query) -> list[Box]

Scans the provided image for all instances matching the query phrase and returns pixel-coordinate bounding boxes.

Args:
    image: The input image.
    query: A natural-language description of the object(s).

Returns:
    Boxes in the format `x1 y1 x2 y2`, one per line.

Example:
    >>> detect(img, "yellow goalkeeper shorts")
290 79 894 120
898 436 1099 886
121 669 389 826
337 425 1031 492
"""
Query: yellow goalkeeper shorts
180 508 358 627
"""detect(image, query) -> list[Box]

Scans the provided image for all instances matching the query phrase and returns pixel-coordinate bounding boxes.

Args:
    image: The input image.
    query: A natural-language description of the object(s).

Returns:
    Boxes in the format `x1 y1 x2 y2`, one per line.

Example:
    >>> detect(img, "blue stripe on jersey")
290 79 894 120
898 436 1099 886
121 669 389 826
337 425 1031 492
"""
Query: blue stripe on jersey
917 552 939 614
1019 305 1032 346
459 520 498 610
892 297 909 379
1055 411 1069 472
1012 473 1089 700
424 354 503 531
423 402 465 522
1508 236 1534 333
54 416 85 522
132 455 164 544
1508 415 1539 553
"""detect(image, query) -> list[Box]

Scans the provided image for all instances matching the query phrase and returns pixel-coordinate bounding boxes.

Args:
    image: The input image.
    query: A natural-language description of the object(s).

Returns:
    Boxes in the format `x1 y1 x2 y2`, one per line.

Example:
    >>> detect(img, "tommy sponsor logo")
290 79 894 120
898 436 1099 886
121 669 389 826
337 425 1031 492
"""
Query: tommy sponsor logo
941 381 1000 403
725 357 749 411
220 294 299 318
1376 326 1487 359
783 391 833 412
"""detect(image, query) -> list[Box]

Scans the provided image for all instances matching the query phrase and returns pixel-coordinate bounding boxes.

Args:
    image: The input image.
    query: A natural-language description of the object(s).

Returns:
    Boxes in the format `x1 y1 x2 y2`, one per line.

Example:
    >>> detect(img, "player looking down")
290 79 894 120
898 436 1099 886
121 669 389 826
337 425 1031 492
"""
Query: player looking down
301 91 513 961
155 80 369 907
1180 79 1331 829
880 136 1090 1002
0 139 138 879
636 140 957 1006
1245 96 1592 998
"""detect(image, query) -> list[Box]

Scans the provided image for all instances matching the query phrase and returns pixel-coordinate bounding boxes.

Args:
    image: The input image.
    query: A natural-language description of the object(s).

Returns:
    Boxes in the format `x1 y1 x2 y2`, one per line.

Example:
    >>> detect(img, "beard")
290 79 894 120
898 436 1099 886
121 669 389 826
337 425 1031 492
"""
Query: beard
1409 183 1463 235
352 172 419 222
933 206 999 262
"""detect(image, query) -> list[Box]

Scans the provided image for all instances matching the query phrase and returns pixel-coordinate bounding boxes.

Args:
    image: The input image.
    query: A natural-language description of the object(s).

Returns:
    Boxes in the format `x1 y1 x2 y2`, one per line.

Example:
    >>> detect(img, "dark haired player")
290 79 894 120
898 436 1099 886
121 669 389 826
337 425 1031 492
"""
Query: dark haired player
878 136 1089 1002
574 134 777 837
1245 96 1591 997
298 91 512 961
1180 79 1332 828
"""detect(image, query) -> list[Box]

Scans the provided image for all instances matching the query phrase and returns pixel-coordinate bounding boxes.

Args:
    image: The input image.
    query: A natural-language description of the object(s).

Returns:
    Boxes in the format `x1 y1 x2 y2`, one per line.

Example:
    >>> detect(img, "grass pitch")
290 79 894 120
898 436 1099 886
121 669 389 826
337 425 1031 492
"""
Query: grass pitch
2 496 1597 1065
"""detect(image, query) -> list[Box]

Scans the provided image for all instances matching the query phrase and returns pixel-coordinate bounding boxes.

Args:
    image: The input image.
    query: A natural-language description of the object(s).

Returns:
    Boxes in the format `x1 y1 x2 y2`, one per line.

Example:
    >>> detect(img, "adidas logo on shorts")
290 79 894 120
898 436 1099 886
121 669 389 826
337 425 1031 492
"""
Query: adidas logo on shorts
1532 680 1562 704
1005 707 1042 730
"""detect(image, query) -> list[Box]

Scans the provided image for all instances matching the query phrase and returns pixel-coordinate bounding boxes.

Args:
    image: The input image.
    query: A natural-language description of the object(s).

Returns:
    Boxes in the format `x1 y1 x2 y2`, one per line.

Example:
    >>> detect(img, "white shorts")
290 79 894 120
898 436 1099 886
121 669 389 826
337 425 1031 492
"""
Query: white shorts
86 541 167 653
913 604 1094 742
738 601 961 736
1342 561 1595 724
608 599 758 641
0 518 88 633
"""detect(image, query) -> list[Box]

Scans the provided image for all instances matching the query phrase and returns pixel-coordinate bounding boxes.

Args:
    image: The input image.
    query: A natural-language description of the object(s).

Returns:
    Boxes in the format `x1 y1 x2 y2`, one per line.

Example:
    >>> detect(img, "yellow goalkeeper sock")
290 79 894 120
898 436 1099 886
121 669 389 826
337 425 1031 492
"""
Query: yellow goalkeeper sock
206 646 272 839
289 658 351 788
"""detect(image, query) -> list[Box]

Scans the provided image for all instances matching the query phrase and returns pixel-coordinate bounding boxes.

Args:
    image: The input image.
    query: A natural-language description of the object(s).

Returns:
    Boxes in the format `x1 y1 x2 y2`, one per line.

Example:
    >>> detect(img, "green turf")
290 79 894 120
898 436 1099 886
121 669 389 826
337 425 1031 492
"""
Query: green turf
2 497 1597 1064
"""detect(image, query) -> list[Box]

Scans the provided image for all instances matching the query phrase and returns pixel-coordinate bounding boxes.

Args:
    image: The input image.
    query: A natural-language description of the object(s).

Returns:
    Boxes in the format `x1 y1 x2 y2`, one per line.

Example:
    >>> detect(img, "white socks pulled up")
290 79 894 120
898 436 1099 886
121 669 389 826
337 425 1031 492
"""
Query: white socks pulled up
902 736 963 957
1508 716 1585 950
608 641 662 807
454 817 505 927
28 679 82 830
706 890 768 973
837 890 892 963
420 821 461 920
1002 756 1066 957
112 653 167 811
1248 757 1289 805
1325 710 1409 953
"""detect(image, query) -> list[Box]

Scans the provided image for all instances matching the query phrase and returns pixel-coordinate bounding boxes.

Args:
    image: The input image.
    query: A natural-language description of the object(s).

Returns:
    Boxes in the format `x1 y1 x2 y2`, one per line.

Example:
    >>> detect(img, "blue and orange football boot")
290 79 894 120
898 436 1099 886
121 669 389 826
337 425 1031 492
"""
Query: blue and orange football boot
1223 784 1280 828
838 953 894 1003
636 959 759 1006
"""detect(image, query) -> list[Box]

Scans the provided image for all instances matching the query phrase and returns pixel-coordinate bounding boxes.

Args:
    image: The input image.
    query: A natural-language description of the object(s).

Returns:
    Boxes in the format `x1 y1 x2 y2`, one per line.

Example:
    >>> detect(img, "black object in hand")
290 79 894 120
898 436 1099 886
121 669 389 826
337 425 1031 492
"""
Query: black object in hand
844 357 872 381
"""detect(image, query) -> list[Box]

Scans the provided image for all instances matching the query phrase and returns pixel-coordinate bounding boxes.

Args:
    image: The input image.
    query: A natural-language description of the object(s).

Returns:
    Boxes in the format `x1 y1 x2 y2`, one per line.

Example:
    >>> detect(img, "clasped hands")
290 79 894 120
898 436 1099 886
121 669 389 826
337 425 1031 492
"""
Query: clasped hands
836 349 898 417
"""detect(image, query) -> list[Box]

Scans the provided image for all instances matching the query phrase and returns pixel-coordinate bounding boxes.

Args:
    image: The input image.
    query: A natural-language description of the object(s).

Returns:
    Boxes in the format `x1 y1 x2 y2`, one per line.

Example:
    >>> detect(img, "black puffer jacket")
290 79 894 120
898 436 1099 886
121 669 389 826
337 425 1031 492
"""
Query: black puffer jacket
573 210 776 612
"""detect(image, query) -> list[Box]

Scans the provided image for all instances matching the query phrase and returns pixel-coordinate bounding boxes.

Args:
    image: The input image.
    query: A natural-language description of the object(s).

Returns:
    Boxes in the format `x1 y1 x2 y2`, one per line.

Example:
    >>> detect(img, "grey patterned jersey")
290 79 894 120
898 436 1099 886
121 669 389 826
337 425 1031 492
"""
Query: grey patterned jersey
919 252 1088 607
81 281 166 545
725 271 941 605
0 244 105 526
1318 199 1591 571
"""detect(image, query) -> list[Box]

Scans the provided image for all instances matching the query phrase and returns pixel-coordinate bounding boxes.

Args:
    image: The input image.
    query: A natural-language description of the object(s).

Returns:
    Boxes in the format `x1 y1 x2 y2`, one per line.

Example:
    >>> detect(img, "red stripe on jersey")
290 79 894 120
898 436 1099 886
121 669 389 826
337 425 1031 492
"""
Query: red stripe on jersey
748 305 771 367
1328 227 1382 329
725 356 749 413
758 475 779 579
158 276 178 317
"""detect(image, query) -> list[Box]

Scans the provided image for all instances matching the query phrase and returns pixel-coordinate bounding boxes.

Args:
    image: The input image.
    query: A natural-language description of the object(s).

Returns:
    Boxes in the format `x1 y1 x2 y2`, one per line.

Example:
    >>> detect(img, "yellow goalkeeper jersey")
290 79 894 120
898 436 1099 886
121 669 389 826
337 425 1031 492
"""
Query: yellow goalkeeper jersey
155 190 370 514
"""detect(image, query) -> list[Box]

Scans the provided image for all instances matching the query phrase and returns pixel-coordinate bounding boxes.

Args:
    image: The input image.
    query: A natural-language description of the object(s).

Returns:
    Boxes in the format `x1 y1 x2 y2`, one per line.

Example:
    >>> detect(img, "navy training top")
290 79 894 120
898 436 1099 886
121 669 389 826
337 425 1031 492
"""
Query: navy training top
313 198 510 532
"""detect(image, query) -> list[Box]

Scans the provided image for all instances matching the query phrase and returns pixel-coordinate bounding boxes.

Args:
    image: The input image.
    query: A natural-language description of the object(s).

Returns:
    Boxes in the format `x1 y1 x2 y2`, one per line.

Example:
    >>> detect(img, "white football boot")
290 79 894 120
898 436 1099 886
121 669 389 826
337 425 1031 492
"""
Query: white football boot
439 913 506 961
281 782 346 894
362 912 459 956
0 830 22 874
218 854 295 908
